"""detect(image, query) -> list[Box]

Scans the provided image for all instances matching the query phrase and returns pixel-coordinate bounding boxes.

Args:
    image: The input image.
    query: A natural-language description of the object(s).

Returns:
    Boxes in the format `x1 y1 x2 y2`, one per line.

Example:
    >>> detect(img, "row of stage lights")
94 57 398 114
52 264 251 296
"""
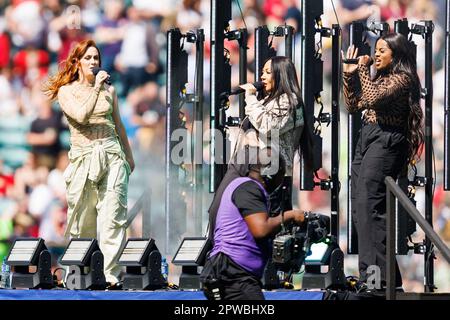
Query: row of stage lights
1 237 211 290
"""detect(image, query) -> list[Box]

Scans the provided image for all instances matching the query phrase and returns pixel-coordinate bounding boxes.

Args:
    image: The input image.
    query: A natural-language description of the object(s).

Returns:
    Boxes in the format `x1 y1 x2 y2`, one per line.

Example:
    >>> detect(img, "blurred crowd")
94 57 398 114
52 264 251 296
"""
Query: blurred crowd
0 0 448 291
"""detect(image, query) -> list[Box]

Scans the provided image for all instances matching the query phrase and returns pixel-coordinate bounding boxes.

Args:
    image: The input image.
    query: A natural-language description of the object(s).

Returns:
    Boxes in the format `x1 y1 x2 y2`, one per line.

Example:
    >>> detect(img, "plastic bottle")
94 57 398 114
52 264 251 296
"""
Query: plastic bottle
161 257 169 282
0 258 11 289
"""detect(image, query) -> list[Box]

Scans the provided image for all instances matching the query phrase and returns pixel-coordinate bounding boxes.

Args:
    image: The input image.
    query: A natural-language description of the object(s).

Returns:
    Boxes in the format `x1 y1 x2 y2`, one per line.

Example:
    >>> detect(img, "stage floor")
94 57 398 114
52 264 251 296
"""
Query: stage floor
0 289 324 300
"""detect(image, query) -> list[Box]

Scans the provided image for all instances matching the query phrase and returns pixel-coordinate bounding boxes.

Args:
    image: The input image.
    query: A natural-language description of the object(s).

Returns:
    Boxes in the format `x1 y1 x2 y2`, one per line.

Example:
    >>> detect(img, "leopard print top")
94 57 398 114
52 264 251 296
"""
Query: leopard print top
343 64 412 128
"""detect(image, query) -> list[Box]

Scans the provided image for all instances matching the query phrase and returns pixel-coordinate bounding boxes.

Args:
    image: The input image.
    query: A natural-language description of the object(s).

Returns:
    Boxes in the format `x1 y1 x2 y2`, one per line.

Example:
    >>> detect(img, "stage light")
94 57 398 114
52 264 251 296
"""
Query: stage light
117 238 165 290
172 237 212 289
305 241 333 265
6 238 53 289
302 237 346 290
59 238 106 290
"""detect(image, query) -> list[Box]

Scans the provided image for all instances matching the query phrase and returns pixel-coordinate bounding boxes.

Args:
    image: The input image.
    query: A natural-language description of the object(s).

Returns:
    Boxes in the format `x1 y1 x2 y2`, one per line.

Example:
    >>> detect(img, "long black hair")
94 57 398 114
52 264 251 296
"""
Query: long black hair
262 56 314 170
374 33 424 164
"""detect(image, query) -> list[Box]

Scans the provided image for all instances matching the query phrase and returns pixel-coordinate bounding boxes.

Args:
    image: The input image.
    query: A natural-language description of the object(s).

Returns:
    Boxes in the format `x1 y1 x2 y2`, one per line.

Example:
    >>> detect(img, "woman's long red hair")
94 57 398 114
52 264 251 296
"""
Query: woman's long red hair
44 39 102 100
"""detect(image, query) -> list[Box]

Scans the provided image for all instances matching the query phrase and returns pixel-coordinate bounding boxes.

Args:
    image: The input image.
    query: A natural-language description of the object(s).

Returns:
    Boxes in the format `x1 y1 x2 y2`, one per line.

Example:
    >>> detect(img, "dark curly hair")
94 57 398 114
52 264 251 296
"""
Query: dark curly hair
374 33 424 164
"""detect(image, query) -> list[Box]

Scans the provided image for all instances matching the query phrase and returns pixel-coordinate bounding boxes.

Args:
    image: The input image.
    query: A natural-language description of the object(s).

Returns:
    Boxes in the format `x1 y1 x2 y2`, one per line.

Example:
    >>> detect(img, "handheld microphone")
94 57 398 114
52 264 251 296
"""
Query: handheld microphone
342 57 373 65
342 58 359 64
220 81 264 100
92 67 111 85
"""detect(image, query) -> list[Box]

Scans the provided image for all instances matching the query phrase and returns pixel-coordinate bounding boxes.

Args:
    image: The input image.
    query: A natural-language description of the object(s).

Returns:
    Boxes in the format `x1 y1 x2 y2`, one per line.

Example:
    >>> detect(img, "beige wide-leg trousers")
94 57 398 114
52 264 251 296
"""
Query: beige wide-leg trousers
64 137 130 283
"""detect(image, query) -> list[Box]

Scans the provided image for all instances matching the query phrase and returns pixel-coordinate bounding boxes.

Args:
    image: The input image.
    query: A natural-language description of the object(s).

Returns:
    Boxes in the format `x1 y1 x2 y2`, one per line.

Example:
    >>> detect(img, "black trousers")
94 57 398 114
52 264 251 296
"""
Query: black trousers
351 123 407 287
201 252 265 300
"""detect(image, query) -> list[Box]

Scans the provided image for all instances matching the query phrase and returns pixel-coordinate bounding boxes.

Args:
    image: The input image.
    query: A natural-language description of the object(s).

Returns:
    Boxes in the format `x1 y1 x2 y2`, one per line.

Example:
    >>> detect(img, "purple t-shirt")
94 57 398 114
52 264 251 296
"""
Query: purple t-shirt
209 177 270 277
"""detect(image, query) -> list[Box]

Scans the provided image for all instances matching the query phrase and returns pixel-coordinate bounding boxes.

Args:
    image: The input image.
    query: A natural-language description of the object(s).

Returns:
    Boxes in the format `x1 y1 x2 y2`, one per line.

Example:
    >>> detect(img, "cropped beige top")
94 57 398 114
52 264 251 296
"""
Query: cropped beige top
57 82 117 146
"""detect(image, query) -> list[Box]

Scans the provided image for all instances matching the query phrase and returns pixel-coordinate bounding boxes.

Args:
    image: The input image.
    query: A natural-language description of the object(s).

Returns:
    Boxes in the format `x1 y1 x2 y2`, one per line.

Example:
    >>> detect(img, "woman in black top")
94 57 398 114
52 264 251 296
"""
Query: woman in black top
343 33 424 289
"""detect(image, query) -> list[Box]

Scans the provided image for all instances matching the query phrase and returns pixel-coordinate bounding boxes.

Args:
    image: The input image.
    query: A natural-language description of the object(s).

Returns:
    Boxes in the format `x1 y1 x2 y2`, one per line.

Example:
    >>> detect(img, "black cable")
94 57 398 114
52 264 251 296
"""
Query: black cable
268 34 275 48
330 0 341 30
190 32 199 185
418 140 437 289
429 142 436 289
432 141 436 200
233 0 248 30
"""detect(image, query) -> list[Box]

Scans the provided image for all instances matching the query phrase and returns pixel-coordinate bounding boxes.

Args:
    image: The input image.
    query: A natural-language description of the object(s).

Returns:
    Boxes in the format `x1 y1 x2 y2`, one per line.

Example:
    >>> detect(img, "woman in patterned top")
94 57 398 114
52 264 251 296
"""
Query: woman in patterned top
343 33 424 290
45 40 134 288
208 56 313 239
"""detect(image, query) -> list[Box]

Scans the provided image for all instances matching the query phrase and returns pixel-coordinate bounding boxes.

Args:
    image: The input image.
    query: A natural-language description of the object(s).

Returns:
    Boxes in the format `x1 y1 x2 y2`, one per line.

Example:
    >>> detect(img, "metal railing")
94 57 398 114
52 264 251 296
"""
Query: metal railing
385 176 450 300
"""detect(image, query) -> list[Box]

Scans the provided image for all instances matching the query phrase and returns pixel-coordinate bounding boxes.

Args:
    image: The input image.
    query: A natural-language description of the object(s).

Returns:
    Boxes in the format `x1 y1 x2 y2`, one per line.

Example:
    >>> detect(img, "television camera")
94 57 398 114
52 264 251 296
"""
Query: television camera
267 211 346 289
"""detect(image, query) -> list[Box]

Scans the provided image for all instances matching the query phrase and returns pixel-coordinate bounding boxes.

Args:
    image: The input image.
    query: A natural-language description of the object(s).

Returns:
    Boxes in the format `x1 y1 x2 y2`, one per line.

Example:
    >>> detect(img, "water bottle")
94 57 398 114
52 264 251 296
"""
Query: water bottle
0 258 11 289
161 257 169 283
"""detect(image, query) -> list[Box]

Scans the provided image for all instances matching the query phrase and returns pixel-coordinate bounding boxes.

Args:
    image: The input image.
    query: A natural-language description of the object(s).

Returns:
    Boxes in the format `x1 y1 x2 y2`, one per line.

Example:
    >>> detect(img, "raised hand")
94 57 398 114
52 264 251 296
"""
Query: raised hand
341 45 359 74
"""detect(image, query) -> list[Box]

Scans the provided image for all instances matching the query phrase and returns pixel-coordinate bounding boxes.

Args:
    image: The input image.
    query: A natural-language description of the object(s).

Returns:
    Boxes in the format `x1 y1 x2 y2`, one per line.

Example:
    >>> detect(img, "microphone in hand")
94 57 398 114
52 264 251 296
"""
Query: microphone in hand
342 58 359 64
92 67 111 85
220 81 264 100
343 57 373 66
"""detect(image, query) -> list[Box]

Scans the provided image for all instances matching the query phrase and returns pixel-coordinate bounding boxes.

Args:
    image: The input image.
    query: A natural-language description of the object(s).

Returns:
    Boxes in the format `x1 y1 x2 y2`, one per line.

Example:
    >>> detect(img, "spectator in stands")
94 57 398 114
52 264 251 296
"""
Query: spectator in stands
127 82 165 151
243 0 266 26
94 0 126 74
378 0 410 23
27 165 65 244
41 0 64 20
11 197 38 238
115 6 160 97
48 150 68 201
48 2 87 63
263 0 287 28
132 0 173 28
26 91 62 170
327 0 379 48
28 166 52 222
0 20 10 69
13 46 50 87
0 66 19 117
12 153 39 199
4 0 46 49
0 159 14 198
43 150 68 244
176 0 203 33
339 0 379 23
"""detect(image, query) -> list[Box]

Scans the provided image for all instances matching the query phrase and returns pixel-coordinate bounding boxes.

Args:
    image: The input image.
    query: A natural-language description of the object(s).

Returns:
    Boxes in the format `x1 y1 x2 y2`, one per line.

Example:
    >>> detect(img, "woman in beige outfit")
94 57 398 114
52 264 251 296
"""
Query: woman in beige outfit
45 39 135 286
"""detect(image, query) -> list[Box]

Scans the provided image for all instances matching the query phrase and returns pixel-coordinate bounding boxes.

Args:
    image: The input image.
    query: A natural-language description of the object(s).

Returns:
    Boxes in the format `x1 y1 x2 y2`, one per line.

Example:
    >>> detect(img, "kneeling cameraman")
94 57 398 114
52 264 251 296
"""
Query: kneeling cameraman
201 156 311 300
